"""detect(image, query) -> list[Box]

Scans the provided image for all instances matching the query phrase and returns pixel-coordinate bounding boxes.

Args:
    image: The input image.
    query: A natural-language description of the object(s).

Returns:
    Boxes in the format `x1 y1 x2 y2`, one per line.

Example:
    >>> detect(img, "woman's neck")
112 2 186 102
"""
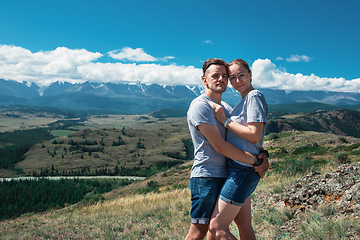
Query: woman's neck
241 86 255 98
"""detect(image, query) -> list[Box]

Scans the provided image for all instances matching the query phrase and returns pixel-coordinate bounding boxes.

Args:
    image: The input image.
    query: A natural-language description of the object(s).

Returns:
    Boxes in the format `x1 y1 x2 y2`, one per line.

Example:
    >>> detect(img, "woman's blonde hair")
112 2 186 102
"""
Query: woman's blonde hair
229 59 251 73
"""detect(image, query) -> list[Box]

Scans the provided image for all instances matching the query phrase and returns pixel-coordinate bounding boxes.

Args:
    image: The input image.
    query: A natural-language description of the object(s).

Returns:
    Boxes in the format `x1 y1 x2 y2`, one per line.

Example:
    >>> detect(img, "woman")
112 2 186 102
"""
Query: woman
208 59 268 240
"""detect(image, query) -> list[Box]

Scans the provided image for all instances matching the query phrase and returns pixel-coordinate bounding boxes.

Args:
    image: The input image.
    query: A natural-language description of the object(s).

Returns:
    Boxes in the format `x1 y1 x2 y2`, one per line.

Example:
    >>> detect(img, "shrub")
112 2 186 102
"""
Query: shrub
137 180 159 194
136 139 145 149
272 155 315 176
172 183 188 189
291 144 327 155
82 192 105 205
267 132 279 140
336 153 350 164
338 137 348 143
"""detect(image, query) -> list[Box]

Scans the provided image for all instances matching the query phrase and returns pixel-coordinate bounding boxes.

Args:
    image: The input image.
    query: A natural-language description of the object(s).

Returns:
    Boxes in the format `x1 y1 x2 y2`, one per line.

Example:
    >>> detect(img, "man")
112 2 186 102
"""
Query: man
185 58 268 240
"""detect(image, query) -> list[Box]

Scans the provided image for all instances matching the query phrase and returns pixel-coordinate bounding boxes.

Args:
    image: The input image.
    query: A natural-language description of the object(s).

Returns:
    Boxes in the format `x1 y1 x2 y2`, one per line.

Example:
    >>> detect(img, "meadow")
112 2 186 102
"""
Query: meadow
1 106 360 239
1 130 360 239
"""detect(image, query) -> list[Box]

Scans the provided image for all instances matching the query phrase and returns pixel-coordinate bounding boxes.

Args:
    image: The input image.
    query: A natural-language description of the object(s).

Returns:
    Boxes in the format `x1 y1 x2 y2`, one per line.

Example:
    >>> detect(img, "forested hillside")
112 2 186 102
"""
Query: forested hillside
266 109 360 138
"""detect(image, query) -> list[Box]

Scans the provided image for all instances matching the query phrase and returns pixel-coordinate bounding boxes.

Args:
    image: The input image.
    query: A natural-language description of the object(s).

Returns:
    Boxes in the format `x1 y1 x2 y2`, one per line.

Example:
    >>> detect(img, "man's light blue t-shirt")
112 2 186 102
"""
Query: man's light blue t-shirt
187 94 232 178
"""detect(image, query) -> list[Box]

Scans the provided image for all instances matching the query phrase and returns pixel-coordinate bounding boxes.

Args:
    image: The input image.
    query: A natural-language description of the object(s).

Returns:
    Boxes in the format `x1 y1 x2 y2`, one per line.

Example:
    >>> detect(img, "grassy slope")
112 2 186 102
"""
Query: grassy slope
15 115 190 175
2 106 360 238
13 107 360 176
2 131 360 239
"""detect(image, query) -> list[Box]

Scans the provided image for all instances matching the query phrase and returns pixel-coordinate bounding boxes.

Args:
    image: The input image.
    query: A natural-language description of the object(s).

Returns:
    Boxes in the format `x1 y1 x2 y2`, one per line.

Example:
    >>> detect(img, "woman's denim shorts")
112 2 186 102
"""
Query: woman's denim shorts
219 159 260 206
190 177 226 224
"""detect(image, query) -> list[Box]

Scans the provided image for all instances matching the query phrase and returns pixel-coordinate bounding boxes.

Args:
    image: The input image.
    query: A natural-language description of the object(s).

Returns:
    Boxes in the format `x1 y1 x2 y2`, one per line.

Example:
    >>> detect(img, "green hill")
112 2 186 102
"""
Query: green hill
16 117 191 176
1 105 360 238
268 102 341 114
267 109 360 138
1 130 360 239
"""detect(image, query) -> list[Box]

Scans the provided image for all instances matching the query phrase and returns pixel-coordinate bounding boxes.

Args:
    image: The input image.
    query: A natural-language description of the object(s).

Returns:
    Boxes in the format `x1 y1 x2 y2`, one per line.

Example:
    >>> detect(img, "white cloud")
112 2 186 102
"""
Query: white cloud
0 45 202 88
286 54 311 62
108 47 158 62
77 62 202 86
203 40 212 45
275 56 283 60
252 59 360 92
0 45 102 87
161 56 175 61
1 44 359 93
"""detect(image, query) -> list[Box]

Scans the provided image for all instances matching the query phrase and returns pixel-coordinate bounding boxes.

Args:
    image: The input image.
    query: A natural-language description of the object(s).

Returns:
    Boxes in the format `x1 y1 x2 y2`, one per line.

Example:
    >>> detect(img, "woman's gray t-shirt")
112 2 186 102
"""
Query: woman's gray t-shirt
227 90 268 167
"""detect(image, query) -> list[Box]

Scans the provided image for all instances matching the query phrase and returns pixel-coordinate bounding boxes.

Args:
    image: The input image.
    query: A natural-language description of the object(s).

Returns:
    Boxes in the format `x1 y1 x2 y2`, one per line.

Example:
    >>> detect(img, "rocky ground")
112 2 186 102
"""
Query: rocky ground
260 163 360 238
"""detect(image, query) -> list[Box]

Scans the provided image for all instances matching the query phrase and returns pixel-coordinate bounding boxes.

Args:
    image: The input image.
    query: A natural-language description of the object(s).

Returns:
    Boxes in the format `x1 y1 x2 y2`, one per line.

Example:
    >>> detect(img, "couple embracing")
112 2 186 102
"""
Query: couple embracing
185 58 269 240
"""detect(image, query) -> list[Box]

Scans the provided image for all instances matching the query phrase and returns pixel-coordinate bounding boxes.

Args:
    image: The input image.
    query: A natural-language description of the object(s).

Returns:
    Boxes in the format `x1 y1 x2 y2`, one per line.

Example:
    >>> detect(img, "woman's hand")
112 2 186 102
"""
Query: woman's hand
209 102 228 125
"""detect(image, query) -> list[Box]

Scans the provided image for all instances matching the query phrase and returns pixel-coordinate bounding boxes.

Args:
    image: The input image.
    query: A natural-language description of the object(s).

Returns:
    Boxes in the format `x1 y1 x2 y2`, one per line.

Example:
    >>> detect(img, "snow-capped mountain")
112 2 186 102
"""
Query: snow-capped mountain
42 81 203 99
0 79 40 99
1 79 360 114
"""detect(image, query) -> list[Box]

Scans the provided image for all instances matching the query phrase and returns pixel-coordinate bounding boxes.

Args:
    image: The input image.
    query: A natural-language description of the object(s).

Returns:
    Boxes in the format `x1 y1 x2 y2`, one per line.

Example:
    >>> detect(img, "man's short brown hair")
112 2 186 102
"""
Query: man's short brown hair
202 58 228 78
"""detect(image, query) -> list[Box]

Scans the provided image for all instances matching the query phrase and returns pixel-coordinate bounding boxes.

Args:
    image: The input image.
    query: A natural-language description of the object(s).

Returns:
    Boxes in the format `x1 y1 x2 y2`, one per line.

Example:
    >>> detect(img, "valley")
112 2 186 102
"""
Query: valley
1 104 360 239
2 104 360 178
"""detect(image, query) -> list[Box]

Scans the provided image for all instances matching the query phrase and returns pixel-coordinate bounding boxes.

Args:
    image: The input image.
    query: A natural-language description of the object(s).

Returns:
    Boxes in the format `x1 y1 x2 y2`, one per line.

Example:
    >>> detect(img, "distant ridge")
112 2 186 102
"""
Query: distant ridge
268 102 341 114
1 79 360 114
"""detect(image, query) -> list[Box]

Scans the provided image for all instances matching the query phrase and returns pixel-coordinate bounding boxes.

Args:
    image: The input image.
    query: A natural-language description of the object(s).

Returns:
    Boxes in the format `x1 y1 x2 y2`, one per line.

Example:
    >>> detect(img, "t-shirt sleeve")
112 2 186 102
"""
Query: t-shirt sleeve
247 92 267 124
188 100 217 129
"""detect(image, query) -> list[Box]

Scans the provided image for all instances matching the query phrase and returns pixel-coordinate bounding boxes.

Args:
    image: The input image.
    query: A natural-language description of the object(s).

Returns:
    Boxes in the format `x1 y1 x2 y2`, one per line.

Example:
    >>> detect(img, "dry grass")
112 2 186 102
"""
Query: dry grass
2 157 360 239
0 188 192 239
0 115 63 133
2 174 359 239
3 111 360 239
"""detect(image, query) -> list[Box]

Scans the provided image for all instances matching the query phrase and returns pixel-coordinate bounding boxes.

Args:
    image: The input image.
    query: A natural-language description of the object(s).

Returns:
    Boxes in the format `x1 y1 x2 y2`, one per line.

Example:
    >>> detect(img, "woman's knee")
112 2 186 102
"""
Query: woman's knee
209 219 229 238
208 219 217 233
209 219 220 236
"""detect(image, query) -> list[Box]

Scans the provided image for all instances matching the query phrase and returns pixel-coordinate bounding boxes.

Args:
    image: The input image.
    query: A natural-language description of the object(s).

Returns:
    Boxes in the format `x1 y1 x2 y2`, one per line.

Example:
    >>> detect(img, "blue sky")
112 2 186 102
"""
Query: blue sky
0 0 359 92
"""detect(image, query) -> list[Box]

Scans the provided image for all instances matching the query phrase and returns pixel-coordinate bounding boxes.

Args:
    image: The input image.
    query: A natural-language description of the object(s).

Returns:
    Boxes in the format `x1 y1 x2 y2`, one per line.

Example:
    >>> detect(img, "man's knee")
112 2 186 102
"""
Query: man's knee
185 223 208 240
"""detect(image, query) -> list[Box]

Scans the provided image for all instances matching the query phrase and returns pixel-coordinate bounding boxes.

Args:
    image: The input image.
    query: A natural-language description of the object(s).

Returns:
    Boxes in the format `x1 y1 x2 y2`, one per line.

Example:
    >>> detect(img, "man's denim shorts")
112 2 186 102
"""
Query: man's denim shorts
219 159 260 206
190 177 226 224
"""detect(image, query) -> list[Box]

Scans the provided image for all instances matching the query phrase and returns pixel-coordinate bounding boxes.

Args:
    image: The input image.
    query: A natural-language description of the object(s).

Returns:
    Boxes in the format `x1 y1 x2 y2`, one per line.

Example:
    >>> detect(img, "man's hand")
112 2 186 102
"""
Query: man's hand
254 151 269 178
209 101 228 125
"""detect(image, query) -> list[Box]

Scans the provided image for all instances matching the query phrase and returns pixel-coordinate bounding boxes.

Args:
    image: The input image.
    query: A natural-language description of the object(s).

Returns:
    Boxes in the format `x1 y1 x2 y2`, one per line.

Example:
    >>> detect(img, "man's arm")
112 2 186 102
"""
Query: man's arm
198 123 256 165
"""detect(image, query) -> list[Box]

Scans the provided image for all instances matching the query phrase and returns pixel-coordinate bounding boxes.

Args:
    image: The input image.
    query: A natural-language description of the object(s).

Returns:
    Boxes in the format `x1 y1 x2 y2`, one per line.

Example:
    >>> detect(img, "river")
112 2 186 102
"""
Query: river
0 176 146 182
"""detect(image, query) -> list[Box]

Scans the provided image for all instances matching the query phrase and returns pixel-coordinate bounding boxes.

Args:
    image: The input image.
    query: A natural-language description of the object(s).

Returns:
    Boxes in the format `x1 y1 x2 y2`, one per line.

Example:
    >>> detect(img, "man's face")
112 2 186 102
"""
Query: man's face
202 65 228 94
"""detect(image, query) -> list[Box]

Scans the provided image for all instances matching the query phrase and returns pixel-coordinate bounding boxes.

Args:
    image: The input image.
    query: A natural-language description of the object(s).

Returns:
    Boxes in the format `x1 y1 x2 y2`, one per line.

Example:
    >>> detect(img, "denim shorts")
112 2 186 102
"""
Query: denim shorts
190 177 226 224
219 159 260 206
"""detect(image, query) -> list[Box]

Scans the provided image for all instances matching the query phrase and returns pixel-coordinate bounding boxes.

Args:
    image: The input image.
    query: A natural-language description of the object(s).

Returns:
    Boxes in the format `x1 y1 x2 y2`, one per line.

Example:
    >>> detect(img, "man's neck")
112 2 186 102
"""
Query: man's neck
205 89 222 104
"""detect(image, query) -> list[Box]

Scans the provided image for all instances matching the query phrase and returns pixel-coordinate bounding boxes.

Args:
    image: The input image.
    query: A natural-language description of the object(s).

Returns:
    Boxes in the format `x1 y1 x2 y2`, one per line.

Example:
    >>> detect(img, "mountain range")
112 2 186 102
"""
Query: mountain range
1 78 360 114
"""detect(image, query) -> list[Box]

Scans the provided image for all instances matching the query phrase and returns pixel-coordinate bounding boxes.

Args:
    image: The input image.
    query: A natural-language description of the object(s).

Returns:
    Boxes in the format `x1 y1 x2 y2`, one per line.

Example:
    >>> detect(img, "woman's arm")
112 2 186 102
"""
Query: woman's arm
226 121 264 144
210 102 264 144
198 123 257 165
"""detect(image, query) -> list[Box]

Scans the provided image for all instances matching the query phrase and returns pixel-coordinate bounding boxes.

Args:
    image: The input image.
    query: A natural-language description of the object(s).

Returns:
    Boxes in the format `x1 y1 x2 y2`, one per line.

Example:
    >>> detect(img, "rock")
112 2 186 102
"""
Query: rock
272 163 360 216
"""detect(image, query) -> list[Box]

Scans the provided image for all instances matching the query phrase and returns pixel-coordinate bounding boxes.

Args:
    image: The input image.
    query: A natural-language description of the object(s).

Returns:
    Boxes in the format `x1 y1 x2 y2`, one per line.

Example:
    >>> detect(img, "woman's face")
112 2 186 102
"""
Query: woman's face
229 64 253 98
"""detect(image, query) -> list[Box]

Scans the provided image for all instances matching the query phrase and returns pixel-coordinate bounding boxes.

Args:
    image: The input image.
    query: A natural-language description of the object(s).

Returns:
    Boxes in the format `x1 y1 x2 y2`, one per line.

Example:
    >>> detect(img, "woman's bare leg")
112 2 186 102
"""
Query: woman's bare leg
209 198 242 240
233 197 256 240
